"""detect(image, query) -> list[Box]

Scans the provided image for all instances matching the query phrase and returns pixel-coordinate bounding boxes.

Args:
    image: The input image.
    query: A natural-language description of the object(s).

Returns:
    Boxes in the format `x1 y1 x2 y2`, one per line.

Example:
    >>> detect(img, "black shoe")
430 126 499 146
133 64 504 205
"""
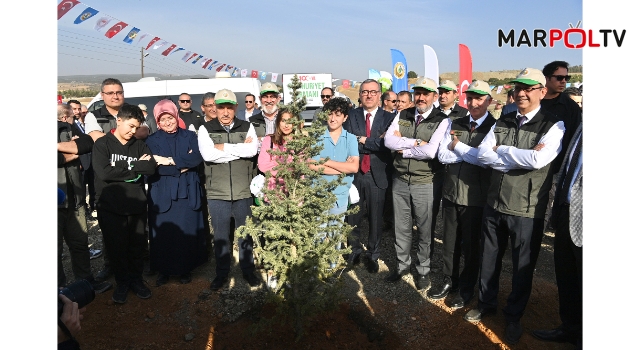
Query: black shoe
447 292 473 310
505 321 523 345
130 279 152 299
366 258 379 274
385 269 410 283
210 275 229 291
415 274 431 290
346 253 361 268
463 307 497 322
427 278 452 300
180 273 192 284
112 283 129 304
531 328 578 345
95 267 112 282
89 279 113 294
156 274 169 287
243 271 261 287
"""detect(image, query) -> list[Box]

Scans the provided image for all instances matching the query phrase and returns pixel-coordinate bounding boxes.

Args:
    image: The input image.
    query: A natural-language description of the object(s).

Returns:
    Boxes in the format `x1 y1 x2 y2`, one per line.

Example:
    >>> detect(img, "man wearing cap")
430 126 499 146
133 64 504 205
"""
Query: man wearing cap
464 68 565 346
429 81 495 309
197 89 261 291
381 91 398 114
342 79 395 273
178 93 204 131
491 101 503 119
139 104 158 135
312 87 334 123
437 80 468 120
250 82 281 140
383 77 449 290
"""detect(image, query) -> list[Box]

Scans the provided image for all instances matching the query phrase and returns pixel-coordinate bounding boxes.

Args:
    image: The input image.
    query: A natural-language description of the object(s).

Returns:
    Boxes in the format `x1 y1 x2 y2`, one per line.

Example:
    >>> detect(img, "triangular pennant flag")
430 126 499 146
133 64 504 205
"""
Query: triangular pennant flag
225 65 234 72
58 0 80 20
145 37 161 50
216 64 227 72
251 70 258 78
241 69 248 77
202 59 212 68
181 51 193 62
170 47 184 55
136 32 149 44
73 7 98 24
192 55 203 64
94 17 113 32
207 61 219 70
232 68 239 77
105 21 128 39
271 73 278 82
122 27 140 44
153 40 168 50
161 44 177 56
260 72 267 80
185 53 198 62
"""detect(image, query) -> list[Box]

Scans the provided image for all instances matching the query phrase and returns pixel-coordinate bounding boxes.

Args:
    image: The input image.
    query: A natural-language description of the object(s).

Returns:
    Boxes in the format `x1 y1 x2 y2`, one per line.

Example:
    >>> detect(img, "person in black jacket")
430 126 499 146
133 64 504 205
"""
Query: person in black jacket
92 104 157 304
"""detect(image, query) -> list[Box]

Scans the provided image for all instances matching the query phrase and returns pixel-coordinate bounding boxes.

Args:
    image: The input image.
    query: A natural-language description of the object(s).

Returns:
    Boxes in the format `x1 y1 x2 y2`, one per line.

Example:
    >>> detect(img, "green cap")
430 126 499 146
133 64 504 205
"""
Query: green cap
510 68 546 86
438 80 457 91
413 77 437 92
214 89 237 105
260 82 279 95
465 80 492 95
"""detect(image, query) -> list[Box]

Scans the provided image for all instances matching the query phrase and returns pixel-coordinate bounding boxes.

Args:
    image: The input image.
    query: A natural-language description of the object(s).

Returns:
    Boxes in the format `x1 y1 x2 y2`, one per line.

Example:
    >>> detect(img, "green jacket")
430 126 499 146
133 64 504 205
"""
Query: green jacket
487 110 560 218
202 118 254 201
393 107 447 184
443 116 496 207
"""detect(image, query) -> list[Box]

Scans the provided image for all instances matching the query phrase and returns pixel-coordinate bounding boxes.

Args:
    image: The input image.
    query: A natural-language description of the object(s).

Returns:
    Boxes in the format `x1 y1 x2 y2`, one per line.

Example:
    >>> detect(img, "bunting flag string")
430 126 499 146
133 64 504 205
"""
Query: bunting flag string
58 0 294 82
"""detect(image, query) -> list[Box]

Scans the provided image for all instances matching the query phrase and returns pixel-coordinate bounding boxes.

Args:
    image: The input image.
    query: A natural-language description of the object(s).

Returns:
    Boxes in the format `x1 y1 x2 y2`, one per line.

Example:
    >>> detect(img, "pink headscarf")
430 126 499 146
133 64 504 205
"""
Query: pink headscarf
153 99 186 132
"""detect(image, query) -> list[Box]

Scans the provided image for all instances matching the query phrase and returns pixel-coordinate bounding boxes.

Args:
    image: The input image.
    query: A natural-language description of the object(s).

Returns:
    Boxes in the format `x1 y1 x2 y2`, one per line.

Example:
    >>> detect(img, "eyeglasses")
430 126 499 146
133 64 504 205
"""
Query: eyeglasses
321 95 332 99
550 75 571 81
245 101 254 104
386 99 398 103
360 90 380 96
179 100 191 103
514 85 545 93
102 91 124 96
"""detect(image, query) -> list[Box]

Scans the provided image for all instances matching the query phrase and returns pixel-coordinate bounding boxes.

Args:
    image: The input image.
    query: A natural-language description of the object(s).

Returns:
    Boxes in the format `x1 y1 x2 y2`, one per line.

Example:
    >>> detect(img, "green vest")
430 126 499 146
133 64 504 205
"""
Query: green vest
487 110 560 218
393 107 447 184
443 116 495 207
202 118 254 201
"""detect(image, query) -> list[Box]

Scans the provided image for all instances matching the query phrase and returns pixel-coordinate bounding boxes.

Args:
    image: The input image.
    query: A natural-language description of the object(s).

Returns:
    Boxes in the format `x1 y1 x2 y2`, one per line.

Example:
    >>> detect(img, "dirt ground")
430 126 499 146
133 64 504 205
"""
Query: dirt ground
63 211 574 350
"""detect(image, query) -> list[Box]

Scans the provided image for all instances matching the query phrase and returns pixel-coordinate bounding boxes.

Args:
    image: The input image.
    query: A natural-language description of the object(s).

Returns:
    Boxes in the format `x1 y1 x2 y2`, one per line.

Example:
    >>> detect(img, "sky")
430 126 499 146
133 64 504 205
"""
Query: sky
57 0 583 81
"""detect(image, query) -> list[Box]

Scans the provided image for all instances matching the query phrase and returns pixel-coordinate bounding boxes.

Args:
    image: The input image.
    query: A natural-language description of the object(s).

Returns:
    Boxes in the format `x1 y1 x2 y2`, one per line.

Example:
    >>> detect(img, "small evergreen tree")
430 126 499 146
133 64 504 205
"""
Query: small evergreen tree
238 74 357 340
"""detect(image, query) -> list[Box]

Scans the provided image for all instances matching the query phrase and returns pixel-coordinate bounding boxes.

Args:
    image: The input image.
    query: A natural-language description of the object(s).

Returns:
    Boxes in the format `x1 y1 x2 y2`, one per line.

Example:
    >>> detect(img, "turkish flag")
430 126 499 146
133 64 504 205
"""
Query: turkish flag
216 64 227 72
161 44 177 56
58 0 80 20
342 80 349 89
105 21 128 39
458 44 473 108
251 70 258 78
145 37 161 51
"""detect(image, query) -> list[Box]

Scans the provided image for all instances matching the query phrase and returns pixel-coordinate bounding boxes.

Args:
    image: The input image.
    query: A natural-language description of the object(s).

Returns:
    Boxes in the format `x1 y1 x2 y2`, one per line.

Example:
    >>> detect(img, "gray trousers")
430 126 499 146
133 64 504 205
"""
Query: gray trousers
392 178 435 276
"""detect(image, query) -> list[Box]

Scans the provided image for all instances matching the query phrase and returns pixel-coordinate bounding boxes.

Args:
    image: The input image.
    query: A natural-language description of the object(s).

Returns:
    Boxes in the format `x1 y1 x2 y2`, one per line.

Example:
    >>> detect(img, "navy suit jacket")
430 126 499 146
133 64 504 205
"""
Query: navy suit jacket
343 107 395 189
500 102 518 117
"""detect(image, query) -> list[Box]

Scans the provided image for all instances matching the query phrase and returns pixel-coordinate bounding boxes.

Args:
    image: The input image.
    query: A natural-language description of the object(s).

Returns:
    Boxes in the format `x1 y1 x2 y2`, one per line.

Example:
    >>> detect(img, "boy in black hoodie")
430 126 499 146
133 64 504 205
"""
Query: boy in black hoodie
92 104 157 303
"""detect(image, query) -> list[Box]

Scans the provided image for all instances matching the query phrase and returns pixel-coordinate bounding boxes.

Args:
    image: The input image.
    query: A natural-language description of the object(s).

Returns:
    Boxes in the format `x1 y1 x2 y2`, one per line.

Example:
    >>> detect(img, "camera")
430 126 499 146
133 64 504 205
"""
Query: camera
58 279 95 318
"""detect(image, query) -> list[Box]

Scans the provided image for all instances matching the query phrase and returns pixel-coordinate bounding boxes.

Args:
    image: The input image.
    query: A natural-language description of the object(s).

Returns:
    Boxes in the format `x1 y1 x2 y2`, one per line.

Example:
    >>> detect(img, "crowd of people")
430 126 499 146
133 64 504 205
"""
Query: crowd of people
57 60 582 348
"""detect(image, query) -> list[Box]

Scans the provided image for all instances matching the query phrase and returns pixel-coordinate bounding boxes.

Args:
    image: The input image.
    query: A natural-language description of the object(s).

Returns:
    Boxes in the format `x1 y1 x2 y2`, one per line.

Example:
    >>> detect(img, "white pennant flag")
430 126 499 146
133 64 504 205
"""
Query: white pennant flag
94 16 113 32
271 73 278 82
241 69 247 77
153 40 168 50
496 85 504 94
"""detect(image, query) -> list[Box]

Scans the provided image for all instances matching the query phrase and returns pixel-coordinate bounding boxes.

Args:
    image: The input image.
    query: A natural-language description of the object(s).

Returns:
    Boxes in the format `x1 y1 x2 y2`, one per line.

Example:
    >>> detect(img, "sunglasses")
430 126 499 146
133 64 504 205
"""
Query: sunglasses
550 75 571 81
386 99 398 103
245 101 254 103
321 95 332 99
179 100 191 103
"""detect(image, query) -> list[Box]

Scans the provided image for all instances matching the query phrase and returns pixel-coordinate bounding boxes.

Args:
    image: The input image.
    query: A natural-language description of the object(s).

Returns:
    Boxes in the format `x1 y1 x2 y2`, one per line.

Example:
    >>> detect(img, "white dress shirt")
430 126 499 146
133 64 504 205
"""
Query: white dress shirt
197 122 259 164
384 105 448 160
438 112 490 168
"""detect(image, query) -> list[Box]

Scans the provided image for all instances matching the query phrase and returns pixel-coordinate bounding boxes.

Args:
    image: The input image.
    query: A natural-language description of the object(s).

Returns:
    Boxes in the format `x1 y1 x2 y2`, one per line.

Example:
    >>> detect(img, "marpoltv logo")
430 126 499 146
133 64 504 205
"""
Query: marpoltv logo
498 21 626 48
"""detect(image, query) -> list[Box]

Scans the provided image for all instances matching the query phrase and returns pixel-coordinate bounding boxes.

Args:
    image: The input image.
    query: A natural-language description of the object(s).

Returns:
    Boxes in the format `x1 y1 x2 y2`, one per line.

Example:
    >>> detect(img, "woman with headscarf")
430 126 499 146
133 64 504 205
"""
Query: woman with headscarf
146 99 207 286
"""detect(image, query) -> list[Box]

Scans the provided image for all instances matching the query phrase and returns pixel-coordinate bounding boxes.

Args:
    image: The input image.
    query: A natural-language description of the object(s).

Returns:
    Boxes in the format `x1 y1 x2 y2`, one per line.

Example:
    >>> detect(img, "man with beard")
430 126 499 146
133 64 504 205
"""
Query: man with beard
250 82 281 141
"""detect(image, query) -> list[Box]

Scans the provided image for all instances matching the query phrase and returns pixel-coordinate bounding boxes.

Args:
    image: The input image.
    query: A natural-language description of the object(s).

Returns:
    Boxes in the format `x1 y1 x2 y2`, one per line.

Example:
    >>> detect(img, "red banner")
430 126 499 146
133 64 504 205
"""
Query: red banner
57 0 80 20
342 80 350 89
161 44 177 56
251 70 258 78
105 21 128 39
145 37 160 50
458 44 472 108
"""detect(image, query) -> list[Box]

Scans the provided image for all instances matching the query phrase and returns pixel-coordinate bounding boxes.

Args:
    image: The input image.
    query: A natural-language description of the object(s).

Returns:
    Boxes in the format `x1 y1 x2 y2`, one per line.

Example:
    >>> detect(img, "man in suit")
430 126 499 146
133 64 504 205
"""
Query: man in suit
343 79 395 273
383 77 449 290
500 89 517 117
465 68 566 345
532 122 582 348
243 93 261 121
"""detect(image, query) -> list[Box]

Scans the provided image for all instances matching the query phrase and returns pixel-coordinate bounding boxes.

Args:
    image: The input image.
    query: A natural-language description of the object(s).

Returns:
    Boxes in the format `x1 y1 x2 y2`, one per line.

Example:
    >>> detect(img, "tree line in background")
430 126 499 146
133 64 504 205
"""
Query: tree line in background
58 89 100 98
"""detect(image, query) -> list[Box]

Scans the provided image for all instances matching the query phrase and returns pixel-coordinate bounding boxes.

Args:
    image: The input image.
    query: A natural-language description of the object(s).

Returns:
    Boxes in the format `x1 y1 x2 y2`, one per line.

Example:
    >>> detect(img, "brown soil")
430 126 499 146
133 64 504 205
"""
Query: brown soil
67 213 574 350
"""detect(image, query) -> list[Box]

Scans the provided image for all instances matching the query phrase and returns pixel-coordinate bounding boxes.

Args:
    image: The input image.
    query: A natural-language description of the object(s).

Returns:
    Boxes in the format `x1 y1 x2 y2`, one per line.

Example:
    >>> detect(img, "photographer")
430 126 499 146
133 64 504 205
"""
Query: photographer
58 293 85 349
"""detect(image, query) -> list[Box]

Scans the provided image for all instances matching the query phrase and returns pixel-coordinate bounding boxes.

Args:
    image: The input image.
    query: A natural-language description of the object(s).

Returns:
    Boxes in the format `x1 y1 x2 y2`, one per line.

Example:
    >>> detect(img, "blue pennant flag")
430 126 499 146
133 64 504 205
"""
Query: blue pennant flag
260 71 267 80
122 27 140 44
74 7 99 24
390 49 408 93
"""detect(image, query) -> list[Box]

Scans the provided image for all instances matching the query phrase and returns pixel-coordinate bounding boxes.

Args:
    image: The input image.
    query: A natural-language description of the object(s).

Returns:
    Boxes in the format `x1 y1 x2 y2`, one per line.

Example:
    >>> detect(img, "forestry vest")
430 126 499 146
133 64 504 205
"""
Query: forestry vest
93 105 117 133
393 107 447 184
443 116 496 207
487 110 560 218
202 118 253 201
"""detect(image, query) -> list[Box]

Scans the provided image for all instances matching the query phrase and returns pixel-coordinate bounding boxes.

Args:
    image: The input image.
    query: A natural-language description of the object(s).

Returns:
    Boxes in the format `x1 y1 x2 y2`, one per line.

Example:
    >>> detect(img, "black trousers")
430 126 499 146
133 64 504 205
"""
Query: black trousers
477 205 544 322
441 199 483 301
346 171 386 261
554 204 582 336
58 206 92 286
430 173 444 261
97 210 147 285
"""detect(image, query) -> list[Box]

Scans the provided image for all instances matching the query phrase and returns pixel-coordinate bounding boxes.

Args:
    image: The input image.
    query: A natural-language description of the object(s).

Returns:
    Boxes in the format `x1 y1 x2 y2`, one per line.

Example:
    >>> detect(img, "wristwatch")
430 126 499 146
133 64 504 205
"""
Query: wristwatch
416 139 423 146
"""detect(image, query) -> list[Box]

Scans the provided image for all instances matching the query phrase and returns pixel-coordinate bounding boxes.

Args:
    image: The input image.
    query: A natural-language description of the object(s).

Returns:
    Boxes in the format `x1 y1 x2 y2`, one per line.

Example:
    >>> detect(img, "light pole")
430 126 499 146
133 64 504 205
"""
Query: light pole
141 48 149 78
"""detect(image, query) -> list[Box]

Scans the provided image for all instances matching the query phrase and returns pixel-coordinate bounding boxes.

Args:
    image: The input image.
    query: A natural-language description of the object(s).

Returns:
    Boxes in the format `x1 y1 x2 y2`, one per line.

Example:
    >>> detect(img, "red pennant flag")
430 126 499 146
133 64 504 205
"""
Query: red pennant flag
145 37 161 51
458 44 473 109
342 80 350 89
161 44 177 56
186 53 198 62
105 21 128 39
251 70 258 78
216 64 227 72
202 59 212 69
58 0 80 20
